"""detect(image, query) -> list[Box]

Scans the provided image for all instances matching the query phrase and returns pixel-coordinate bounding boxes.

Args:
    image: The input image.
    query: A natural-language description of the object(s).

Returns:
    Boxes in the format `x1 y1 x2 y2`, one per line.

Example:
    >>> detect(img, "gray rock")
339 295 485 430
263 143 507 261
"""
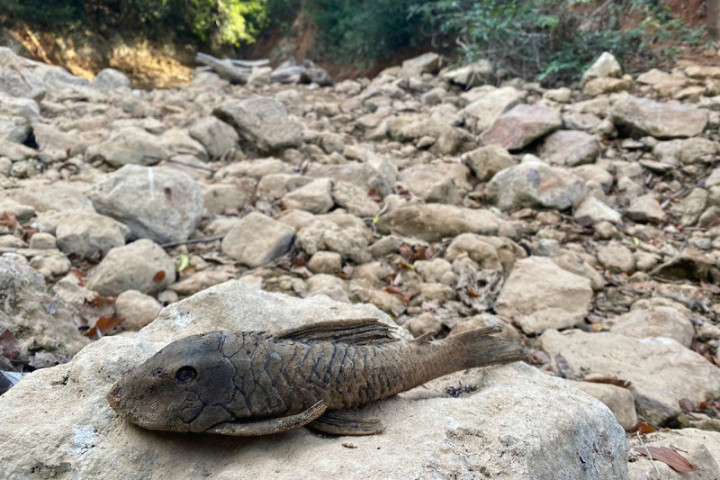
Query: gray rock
331 181 380 217
653 137 717 166
608 306 694 347
306 161 395 198
213 97 302 153
496 257 593 334
84 127 170 167
399 163 462 204
443 60 494 88
114 290 162 330
0 257 87 366
611 97 707 138
295 212 372 264
626 194 667 223
628 429 720 480
463 86 524 132
0 280 628 479
86 239 175 296
307 251 342 274
539 130 600 167
388 115 474 155
541 329 720 425
401 52 443 77
582 52 622 84
463 144 515 181
487 161 587 211
481 104 562 151
569 380 637 431
597 242 635 273
202 179 256 215
306 274 349 302
668 188 708 226
28 232 56 249
378 204 516 242
90 165 204 244
221 212 295 267
189 117 239 160
90 68 131 90
282 178 334 214
56 211 132 261
573 197 622 225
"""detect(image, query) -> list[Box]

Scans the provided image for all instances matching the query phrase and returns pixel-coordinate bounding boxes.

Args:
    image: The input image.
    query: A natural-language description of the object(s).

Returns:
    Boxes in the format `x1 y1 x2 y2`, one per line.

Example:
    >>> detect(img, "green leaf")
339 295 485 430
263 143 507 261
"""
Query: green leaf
178 254 190 273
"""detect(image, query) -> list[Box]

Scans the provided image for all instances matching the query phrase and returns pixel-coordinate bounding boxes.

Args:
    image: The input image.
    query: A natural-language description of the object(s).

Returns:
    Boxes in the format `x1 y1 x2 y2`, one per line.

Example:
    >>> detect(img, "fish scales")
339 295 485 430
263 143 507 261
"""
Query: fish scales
108 320 526 436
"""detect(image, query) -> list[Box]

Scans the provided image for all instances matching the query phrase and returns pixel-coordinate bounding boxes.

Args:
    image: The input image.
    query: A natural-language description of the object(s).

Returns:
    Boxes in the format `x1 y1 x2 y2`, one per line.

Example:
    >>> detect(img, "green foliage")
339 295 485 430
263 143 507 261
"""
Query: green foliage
308 0 429 63
410 0 706 84
3 0 271 46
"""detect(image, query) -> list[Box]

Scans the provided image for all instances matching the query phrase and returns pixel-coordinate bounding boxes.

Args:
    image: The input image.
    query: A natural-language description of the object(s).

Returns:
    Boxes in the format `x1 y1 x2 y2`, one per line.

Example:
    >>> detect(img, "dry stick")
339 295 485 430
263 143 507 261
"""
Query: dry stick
636 431 661 477
161 236 224 249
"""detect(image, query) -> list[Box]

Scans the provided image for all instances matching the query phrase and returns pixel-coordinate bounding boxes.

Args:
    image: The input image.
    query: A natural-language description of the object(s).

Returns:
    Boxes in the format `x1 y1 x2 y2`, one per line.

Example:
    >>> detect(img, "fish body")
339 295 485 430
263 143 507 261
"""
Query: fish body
108 319 525 436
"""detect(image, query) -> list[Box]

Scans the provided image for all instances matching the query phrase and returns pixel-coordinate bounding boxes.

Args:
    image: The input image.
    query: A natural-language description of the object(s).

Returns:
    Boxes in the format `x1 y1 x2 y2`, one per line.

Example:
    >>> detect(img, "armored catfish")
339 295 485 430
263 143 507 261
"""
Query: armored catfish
108 319 526 436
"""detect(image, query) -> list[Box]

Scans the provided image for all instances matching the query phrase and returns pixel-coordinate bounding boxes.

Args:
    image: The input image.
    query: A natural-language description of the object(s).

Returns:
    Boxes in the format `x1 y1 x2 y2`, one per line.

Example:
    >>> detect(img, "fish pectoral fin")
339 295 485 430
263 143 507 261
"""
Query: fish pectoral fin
205 401 327 436
273 318 399 346
309 409 385 436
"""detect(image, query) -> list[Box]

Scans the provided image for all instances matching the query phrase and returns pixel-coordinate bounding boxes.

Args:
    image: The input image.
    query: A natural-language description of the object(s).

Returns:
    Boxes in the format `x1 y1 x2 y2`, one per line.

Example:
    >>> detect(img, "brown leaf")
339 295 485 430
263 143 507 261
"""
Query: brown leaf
633 446 694 472
0 329 21 360
584 374 631 388
84 317 124 338
636 422 657 434
164 187 172 200
385 286 403 295
398 243 413 261
153 270 166 283
0 212 18 229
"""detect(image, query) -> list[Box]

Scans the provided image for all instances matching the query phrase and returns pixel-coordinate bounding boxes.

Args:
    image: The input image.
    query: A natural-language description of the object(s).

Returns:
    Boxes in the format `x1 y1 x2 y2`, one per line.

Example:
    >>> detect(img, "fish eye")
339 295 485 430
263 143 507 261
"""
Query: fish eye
175 366 197 384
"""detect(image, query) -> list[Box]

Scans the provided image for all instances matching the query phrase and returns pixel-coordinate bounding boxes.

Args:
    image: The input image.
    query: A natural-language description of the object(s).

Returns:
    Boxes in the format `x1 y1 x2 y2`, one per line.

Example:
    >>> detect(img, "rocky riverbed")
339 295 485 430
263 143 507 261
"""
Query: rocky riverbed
0 48 719 478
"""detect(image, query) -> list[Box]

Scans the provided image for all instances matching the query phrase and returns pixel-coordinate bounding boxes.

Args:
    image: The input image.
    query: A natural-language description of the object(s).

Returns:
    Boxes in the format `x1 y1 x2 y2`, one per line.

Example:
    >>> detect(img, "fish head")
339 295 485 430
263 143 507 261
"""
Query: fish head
107 331 238 433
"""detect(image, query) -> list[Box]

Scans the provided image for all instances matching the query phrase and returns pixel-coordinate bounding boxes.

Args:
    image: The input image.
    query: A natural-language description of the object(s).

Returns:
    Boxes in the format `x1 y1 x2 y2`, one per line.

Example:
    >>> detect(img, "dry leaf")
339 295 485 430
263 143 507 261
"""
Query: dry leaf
636 422 657 435
633 446 695 473
84 317 124 338
0 212 19 229
153 270 166 282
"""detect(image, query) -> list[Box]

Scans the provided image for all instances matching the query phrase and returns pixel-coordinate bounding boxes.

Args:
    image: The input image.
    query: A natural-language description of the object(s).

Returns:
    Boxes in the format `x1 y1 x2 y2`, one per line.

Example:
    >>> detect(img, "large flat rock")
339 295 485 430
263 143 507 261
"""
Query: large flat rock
0 281 628 480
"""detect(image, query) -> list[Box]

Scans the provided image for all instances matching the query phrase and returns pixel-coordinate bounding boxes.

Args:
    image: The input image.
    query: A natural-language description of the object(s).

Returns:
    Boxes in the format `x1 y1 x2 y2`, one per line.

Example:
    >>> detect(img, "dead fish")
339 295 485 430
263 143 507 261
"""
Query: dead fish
107 319 525 436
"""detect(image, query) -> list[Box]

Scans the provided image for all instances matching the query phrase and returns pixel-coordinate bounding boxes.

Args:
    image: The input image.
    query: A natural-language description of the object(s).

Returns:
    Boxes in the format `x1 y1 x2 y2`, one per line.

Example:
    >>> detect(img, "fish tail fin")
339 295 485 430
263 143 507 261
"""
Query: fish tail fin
453 326 527 369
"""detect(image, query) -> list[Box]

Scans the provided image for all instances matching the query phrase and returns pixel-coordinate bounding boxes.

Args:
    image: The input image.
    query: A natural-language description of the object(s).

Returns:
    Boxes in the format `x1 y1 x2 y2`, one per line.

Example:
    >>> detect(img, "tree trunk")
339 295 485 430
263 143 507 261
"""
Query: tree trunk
709 0 720 40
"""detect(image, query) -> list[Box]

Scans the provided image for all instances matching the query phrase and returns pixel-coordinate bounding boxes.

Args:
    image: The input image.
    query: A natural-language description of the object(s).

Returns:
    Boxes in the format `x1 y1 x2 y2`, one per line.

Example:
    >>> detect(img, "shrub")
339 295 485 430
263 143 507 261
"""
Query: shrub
409 0 705 84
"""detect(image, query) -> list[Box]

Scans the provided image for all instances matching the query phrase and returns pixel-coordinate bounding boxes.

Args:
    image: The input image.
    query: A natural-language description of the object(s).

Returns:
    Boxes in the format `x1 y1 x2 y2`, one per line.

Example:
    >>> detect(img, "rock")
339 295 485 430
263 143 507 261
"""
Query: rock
387 115 473 155
582 77 632 97
445 233 525 274
611 97 707 138
442 60 494 87
28 232 56 249
331 181 379 217
0 280 627 479
573 197 622 225
189 117 239 160
86 239 175 296
651 248 716 283
84 127 170 167
295 212 372 264
607 307 694 347
307 251 342 274
399 163 461 204
569 380 637 431
481 104 562 151
168 267 237 296
306 274 349 302
90 68 131 90
282 178 334 214
626 194 667 223
213 97 302 153
582 52 622 84
668 188 708 226
541 329 720 425
539 130 600 167
56 211 132 261
221 212 295 267
89 165 204 244
487 161 587 211
628 429 720 480
306 161 395 198
543 87 572 103
114 290 162 330
401 52 443 77
202 180 256 215
597 242 635 273
495 257 593 334
463 144 515 181
463 86 524 132
654 137 717 166
0 257 87 366
378 204 515 242
29 252 71 280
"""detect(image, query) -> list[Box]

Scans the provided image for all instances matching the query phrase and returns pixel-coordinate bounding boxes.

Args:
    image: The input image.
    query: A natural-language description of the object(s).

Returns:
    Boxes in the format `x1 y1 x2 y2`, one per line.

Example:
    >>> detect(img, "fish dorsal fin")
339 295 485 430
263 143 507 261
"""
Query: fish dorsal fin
273 318 399 345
